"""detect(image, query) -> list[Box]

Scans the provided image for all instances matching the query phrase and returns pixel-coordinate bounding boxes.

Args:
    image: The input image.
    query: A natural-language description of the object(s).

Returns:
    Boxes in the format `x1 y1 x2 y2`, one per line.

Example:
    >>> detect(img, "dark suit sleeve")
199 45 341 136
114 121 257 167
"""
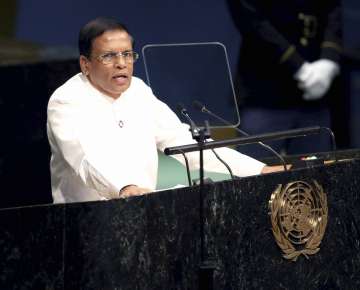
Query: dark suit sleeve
321 0 342 63
228 0 305 74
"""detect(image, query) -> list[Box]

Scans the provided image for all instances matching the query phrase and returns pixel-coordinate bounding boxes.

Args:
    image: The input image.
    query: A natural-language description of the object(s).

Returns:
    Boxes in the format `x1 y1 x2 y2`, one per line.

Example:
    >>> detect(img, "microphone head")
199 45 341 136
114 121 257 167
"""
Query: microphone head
192 100 206 112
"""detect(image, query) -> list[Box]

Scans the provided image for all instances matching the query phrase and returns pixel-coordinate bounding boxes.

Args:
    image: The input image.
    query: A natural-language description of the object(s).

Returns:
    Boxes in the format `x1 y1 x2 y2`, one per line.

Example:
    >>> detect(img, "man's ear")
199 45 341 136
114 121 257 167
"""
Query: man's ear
79 55 90 76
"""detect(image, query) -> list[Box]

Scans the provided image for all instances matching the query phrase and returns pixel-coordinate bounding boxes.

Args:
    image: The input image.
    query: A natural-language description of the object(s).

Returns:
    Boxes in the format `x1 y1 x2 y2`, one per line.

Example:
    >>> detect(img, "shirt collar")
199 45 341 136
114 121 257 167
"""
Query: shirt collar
80 73 127 104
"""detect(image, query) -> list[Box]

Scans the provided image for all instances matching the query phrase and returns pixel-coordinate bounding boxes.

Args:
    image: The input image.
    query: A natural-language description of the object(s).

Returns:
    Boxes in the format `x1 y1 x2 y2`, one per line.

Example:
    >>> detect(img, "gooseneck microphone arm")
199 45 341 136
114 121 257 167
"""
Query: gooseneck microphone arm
177 103 234 180
176 103 199 140
192 100 287 171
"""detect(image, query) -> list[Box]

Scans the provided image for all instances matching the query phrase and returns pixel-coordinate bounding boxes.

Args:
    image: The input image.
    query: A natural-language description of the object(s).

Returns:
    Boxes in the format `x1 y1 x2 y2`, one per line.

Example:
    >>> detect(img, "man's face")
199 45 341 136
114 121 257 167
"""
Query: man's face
80 29 134 99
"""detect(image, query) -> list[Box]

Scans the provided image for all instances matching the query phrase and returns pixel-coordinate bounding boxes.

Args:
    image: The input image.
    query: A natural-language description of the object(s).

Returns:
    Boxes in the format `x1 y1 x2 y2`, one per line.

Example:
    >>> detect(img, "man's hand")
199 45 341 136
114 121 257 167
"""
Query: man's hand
261 164 291 174
119 185 152 198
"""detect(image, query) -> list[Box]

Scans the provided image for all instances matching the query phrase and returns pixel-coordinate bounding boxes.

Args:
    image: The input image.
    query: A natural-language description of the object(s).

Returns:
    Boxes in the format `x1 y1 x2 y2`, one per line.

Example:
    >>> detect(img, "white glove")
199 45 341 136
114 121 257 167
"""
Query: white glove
295 59 340 101
294 62 312 83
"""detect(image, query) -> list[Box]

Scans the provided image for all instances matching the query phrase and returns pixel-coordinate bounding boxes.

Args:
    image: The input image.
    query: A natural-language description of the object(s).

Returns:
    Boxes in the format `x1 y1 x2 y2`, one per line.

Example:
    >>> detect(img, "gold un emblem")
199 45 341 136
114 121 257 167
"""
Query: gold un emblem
269 180 328 261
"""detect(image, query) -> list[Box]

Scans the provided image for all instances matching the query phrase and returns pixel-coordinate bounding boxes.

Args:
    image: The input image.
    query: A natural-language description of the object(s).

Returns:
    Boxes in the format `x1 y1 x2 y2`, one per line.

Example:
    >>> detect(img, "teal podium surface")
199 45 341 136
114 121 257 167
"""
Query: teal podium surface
156 151 231 189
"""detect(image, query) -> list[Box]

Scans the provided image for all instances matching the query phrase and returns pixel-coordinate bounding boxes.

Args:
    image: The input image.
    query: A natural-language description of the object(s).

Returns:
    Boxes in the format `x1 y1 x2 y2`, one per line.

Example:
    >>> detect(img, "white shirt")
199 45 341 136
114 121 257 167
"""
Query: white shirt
47 73 265 203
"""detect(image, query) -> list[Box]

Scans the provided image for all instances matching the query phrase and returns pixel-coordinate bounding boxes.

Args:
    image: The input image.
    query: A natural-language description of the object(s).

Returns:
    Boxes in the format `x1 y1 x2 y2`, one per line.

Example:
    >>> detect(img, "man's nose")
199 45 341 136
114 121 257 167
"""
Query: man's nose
114 55 127 67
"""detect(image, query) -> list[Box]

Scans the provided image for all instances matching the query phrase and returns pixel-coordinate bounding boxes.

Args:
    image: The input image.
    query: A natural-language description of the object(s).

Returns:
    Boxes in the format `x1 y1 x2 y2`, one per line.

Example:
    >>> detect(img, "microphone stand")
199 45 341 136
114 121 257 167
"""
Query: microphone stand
188 120 210 188
187 120 216 290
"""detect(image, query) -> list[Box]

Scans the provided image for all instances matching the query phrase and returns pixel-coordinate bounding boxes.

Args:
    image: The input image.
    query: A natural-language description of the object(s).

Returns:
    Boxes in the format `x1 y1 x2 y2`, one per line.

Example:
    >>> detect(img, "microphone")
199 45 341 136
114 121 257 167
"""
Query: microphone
176 103 191 120
177 103 200 139
176 103 235 181
192 100 288 171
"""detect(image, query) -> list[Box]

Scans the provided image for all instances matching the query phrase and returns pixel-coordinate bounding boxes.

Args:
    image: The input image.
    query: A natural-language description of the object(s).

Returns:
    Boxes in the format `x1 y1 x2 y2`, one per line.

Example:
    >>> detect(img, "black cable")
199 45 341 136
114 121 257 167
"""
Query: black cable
179 149 192 186
210 148 234 180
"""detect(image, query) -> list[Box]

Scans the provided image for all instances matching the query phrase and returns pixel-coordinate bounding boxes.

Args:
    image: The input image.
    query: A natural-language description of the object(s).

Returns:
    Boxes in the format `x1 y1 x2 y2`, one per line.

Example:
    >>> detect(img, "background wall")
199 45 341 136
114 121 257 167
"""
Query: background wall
14 0 242 80
13 1 360 76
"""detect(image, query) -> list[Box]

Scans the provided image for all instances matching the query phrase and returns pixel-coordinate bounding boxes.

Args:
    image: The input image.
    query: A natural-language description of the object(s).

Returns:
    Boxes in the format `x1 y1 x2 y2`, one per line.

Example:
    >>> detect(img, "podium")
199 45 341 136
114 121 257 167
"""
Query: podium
1 152 360 289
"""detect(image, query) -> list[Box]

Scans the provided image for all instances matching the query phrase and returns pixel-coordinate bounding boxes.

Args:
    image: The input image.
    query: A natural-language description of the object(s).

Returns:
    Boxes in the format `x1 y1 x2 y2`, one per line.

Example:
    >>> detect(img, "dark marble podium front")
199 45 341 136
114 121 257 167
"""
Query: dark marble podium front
1 159 360 290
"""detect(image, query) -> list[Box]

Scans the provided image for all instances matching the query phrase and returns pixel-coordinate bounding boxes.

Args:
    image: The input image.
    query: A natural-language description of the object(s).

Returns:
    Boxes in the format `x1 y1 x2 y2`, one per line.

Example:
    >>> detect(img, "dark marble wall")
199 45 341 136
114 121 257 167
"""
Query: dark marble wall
0 160 360 289
0 58 79 208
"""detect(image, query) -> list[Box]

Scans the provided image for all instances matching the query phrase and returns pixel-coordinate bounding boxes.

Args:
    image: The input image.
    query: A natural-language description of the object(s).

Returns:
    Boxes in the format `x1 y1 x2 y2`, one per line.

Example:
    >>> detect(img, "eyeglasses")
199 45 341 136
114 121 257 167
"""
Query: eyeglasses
95 51 139 65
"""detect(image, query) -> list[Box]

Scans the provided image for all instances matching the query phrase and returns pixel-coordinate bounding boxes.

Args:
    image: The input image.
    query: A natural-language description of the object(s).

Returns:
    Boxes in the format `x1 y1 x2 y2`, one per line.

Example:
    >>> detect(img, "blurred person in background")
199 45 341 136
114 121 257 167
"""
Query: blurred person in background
227 0 342 158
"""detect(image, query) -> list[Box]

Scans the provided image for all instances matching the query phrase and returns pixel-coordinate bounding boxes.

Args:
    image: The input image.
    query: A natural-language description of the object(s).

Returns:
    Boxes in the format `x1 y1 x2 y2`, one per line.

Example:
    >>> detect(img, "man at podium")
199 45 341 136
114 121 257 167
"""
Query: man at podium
47 17 282 204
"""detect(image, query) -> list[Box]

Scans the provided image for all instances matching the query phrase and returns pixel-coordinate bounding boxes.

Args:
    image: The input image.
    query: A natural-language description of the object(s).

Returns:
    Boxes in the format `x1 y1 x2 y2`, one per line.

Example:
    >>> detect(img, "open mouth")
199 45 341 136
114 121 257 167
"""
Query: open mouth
112 74 128 85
